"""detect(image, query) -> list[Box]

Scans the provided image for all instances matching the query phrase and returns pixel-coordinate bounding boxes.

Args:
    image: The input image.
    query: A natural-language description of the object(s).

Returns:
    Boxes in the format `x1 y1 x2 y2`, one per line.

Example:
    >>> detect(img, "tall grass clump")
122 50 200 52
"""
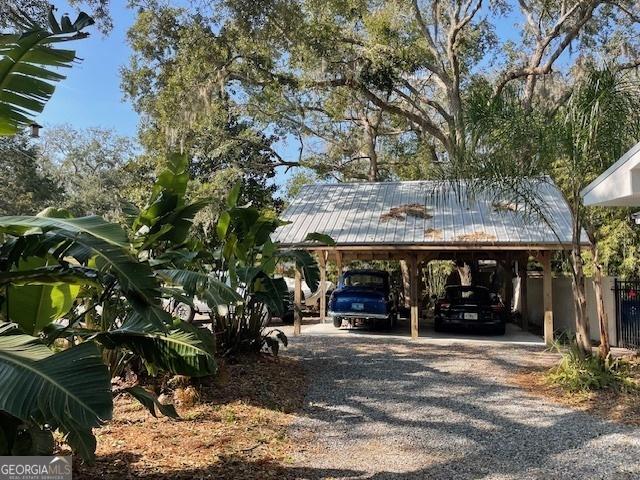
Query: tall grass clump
546 342 638 393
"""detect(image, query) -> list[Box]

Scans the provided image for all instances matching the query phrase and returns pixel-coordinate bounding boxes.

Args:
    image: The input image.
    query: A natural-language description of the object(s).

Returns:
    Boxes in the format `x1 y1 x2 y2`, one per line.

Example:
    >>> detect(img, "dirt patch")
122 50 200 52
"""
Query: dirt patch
513 368 640 427
73 355 307 480
455 230 497 242
380 203 432 222
424 228 443 240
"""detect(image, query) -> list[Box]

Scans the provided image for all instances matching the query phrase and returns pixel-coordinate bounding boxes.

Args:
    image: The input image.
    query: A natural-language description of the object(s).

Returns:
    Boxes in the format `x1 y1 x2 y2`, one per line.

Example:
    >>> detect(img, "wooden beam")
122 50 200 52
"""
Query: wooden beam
518 255 528 331
294 268 302 336
409 254 419 339
541 251 554 345
319 252 327 323
335 250 343 278
302 243 577 252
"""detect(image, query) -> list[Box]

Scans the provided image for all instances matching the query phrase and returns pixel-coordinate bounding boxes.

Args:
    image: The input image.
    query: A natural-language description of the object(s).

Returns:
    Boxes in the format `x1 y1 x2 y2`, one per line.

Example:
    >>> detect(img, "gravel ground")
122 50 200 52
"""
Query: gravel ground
280 325 640 480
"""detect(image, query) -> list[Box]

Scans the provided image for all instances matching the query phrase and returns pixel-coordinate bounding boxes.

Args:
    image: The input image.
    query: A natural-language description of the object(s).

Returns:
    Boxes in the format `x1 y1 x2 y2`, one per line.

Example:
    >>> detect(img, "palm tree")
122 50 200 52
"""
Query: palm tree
552 68 640 357
442 67 640 358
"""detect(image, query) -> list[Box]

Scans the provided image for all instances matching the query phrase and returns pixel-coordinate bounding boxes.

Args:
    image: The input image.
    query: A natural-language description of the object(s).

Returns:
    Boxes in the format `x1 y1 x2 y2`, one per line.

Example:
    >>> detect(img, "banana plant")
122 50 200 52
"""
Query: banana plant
0 322 112 460
159 181 325 357
0 7 94 135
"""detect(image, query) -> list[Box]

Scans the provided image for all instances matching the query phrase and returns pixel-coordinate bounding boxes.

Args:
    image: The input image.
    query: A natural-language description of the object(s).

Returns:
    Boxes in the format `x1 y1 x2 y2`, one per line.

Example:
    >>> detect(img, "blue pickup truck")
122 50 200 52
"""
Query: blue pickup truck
329 270 397 330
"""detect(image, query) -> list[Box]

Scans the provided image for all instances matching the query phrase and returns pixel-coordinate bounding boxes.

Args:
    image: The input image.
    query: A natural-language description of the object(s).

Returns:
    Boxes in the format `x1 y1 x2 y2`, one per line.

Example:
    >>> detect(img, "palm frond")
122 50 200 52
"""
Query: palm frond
0 9 94 135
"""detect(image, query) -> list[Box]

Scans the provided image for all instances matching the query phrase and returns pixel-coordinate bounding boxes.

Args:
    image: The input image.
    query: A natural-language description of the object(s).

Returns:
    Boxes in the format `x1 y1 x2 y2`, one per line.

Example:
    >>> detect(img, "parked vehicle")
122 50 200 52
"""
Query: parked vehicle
433 285 506 335
280 278 334 324
329 270 397 329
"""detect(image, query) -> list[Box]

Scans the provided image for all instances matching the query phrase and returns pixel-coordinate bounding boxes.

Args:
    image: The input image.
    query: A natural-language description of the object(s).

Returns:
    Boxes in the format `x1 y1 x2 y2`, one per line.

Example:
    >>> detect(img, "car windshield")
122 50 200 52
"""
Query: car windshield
344 273 386 289
445 287 491 304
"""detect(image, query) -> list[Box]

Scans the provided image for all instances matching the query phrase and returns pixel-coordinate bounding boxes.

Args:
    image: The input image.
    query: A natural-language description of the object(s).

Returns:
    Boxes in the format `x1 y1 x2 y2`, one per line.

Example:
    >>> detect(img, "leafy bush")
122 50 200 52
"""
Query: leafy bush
546 343 638 393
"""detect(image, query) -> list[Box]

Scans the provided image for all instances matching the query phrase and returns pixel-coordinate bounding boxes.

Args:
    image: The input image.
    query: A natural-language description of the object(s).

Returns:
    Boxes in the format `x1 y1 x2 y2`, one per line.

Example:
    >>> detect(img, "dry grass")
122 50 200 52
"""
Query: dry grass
455 231 497 242
380 203 432 222
513 364 640 427
73 355 307 479
424 228 443 240
492 201 520 213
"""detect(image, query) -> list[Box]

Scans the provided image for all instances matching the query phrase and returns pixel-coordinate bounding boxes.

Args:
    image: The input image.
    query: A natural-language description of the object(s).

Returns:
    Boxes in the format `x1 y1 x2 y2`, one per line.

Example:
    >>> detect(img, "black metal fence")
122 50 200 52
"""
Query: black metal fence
614 279 640 349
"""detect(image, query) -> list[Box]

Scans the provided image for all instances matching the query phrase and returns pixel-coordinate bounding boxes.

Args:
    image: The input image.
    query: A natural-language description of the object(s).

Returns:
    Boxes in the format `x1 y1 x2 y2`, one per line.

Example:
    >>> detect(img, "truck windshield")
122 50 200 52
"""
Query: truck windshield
445 287 491 304
344 274 386 289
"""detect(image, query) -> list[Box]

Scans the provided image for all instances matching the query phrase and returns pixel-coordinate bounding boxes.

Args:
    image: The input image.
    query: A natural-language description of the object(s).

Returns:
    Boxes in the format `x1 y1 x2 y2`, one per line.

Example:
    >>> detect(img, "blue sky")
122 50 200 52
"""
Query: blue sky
40 2 138 136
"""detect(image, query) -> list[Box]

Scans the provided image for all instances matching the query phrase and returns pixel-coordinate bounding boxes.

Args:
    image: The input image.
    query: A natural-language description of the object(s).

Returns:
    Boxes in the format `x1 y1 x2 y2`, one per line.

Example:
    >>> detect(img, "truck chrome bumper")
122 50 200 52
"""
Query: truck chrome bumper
328 311 389 320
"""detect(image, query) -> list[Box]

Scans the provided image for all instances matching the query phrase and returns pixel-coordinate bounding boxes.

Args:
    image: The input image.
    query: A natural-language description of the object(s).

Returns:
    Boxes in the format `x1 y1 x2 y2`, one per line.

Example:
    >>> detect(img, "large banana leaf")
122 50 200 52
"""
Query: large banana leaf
0 10 94 135
96 316 217 377
0 323 112 461
157 269 241 307
0 215 171 330
276 249 320 291
0 215 128 247
252 275 289 317
3 257 82 335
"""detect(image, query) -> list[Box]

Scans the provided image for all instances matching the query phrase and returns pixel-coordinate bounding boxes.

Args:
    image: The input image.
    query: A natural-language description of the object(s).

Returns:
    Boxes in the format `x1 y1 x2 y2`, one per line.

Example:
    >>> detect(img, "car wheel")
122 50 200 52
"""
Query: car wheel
333 316 343 328
493 323 506 335
434 318 444 333
281 310 294 325
174 302 195 323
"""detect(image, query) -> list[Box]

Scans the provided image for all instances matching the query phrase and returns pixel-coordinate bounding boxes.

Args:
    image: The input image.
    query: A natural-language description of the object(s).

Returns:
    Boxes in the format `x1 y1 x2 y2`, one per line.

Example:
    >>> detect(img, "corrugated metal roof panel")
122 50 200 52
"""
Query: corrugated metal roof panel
272 180 580 247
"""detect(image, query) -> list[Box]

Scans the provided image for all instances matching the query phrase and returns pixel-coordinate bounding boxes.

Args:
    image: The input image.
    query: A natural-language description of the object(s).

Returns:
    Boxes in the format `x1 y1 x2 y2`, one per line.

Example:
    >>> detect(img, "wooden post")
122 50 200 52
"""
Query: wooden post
319 251 327 323
503 253 514 320
518 255 528 331
294 268 302 336
541 251 554 345
409 254 419 339
335 250 343 281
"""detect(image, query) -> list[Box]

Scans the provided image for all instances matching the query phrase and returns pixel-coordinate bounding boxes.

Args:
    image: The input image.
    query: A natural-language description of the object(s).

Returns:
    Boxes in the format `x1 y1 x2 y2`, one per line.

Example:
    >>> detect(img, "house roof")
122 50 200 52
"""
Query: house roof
581 141 640 206
272 179 580 249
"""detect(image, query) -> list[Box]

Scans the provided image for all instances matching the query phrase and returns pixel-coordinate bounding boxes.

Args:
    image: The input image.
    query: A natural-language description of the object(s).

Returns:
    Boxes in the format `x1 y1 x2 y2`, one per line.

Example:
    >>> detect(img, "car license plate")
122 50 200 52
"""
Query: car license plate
351 302 365 311
464 312 478 320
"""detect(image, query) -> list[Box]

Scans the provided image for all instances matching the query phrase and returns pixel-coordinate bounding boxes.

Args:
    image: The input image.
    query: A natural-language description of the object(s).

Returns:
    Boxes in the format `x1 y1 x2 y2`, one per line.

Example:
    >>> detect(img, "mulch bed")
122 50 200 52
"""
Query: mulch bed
513 364 640 427
72 354 307 479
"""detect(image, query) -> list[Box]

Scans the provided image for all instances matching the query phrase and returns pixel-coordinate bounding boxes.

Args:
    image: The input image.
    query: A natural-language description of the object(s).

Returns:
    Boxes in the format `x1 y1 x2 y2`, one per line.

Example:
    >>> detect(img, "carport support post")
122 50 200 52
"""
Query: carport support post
409 254 419 339
319 252 327 323
294 268 302 336
335 250 343 279
518 256 528 331
541 251 554 345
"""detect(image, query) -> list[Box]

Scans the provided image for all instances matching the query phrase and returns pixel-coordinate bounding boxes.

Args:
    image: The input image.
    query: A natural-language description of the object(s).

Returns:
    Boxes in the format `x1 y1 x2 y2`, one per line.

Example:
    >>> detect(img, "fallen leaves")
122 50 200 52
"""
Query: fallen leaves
73 355 307 479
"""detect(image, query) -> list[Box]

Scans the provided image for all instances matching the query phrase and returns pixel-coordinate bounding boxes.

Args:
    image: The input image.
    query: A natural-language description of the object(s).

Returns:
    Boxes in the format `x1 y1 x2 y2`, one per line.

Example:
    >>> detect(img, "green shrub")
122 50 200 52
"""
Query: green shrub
546 343 638 393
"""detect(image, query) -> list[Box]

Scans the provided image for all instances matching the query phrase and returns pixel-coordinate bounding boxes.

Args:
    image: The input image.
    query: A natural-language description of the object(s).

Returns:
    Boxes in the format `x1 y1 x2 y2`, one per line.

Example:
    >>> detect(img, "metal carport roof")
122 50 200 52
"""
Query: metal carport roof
273 179 580 249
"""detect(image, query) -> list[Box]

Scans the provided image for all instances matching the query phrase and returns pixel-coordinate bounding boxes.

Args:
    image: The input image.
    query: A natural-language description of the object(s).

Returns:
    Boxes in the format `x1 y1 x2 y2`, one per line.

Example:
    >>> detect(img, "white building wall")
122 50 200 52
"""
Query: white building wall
525 275 617 345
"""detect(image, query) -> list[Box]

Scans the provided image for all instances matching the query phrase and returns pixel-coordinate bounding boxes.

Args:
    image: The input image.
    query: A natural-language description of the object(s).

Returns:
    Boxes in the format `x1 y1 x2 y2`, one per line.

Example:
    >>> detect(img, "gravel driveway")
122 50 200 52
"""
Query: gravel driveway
281 326 640 480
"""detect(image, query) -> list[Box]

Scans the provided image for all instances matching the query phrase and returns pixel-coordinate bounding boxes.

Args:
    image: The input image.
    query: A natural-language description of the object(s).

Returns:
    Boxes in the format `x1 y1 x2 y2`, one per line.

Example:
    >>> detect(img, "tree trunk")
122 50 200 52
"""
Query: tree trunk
400 260 411 308
571 243 592 356
456 261 472 286
590 242 611 358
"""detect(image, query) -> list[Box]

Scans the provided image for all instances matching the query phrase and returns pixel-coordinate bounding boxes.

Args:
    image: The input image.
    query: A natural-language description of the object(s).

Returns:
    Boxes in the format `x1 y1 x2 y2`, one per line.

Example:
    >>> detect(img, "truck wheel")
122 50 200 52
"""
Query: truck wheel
174 302 195 323
281 310 294 325
386 315 395 331
434 319 444 333
493 323 506 335
333 316 343 328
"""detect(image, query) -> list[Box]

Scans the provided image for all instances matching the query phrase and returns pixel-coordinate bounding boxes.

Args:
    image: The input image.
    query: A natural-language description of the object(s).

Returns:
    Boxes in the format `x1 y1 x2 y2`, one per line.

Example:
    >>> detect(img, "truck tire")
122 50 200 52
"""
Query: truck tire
281 310 294 325
333 316 343 328
493 323 506 335
434 318 444 333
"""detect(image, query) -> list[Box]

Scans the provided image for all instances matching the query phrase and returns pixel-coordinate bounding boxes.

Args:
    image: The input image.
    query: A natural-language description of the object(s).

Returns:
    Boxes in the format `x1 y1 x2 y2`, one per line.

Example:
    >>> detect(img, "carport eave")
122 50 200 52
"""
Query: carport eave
276 242 581 252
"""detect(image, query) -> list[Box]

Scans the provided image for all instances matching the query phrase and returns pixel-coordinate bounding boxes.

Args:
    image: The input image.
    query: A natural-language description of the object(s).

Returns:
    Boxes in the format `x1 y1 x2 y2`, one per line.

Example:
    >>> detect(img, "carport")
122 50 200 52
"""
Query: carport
272 180 578 344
